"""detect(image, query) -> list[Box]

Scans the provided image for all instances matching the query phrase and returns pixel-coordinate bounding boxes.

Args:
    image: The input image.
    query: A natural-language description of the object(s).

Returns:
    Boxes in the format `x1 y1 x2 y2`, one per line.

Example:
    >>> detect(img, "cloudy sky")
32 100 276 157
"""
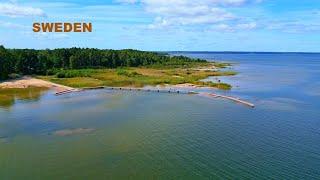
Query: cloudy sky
0 0 319 52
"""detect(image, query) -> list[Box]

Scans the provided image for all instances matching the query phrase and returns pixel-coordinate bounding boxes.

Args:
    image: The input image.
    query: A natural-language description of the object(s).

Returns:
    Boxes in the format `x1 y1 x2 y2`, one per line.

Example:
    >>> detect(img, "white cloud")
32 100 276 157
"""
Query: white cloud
267 21 320 33
115 0 138 4
148 7 235 28
144 1 237 28
117 0 261 29
39 33 70 40
23 31 70 40
0 3 46 17
236 22 257 29
210 22 256 32
121 0 255 7
0 20 27 28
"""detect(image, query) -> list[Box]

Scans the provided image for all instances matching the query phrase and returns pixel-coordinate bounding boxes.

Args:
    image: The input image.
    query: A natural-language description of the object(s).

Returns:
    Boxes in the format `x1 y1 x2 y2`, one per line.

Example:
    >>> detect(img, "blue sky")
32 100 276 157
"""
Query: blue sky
0 0 319 52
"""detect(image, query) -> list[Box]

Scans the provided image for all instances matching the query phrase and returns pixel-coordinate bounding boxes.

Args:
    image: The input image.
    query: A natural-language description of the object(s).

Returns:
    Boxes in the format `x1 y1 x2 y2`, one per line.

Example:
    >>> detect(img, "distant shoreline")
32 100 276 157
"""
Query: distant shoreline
167 51 320 54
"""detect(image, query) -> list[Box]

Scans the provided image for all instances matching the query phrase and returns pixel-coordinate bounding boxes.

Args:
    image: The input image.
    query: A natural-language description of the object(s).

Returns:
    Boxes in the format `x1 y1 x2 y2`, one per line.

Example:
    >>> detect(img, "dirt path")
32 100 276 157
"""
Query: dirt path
0 76 74 92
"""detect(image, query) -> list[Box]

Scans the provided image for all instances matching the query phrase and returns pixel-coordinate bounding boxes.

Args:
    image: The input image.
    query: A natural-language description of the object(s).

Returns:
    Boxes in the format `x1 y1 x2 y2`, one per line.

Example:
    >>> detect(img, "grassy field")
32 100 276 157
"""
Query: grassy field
38 63 236 90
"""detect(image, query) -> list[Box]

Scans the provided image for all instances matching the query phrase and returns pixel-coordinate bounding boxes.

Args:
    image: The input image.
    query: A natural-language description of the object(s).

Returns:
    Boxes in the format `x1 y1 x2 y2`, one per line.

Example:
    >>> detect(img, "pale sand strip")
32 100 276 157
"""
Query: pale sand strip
0 76 74 92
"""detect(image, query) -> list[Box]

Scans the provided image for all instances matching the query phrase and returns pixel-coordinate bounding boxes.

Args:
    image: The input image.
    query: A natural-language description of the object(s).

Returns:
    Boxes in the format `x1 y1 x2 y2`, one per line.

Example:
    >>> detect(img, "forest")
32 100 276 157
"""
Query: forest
0 45 206 80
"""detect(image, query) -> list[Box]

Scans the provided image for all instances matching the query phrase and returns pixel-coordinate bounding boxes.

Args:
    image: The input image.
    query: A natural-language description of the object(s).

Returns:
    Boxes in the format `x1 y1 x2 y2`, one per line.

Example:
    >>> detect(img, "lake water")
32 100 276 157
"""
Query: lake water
0 52 320 179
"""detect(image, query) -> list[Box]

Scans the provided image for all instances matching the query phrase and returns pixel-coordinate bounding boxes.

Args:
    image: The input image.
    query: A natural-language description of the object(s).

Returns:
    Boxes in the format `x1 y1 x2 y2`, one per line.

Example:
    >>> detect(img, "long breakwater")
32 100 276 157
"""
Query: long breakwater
55 86 255 108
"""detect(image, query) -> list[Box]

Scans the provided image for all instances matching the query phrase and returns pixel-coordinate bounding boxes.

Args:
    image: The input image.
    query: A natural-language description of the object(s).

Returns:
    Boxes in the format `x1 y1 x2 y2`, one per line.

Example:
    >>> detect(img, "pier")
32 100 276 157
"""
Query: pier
201 93 255 108
55 86 255 108
55 89 81 95
101 87 195 95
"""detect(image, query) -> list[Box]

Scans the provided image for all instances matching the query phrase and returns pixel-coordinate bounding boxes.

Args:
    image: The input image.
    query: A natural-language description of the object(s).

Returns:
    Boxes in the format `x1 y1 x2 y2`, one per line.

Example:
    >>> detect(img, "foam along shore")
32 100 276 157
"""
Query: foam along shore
0 76 75 92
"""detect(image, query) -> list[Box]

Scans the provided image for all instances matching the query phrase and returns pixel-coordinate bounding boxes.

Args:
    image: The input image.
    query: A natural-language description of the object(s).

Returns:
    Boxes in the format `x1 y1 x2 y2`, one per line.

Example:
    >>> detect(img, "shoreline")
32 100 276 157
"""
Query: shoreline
0 76 75 92
0 63 234 92
0 76 224 92
0 76 255 108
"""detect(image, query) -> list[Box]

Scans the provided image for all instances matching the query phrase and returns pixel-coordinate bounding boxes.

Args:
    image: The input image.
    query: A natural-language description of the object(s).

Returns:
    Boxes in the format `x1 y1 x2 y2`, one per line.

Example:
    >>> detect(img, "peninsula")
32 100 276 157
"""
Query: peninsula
0 46 236 91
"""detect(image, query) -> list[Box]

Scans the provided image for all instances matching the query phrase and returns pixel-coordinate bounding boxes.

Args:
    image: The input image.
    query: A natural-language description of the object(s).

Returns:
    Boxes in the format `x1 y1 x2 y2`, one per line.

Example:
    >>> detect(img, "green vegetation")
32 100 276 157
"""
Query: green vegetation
193 81 232 90
212 62 232 68
55 69 96 78
0 45 236 90
116 68 141 77
38 68 236 90
0 45 207 80
210 71 237 76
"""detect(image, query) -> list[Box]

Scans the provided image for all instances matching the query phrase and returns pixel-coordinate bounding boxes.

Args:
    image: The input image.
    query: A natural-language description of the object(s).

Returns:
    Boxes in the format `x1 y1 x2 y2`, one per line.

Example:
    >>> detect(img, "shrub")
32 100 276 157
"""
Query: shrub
55 70 95 78
116 69 141 77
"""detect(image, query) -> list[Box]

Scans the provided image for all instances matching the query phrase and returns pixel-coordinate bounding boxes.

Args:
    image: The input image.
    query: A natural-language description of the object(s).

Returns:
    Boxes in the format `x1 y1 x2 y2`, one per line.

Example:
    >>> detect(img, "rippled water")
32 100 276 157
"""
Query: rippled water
0 52 320 179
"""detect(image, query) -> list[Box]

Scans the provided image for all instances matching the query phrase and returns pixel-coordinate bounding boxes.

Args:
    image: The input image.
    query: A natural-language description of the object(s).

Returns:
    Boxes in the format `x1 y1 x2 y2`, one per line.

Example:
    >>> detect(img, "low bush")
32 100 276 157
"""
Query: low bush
116 69 141 77
55 69 96 78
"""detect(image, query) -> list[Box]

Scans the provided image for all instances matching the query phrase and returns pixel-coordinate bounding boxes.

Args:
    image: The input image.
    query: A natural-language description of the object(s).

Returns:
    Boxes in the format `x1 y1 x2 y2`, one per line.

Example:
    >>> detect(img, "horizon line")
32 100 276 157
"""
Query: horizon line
1 45 320 54
165 51 320 54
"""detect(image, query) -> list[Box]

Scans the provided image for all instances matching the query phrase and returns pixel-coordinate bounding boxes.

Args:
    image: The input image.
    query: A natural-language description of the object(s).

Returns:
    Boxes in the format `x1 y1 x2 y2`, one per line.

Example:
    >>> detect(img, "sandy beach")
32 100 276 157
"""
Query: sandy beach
0 76 74 92
0 76 216 93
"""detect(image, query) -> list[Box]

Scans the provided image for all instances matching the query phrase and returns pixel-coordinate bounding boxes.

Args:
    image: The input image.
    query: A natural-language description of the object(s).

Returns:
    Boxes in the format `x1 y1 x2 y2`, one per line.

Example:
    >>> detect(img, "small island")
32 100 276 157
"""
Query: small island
0 46 236 92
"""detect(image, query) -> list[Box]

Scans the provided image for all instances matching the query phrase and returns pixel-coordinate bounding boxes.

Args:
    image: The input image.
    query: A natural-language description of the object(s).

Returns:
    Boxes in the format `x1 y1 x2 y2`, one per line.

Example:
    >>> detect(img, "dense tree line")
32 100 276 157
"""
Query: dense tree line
0 45 206 80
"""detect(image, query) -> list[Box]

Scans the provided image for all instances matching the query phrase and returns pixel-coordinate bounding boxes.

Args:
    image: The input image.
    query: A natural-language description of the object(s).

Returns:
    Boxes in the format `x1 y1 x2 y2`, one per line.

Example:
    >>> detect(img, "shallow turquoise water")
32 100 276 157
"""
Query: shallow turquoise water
0 53 320 179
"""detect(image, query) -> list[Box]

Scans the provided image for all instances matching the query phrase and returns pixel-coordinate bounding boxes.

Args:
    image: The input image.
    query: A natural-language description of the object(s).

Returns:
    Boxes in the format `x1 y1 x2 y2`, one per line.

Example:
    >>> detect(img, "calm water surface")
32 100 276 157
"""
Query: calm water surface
0 52 320 179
